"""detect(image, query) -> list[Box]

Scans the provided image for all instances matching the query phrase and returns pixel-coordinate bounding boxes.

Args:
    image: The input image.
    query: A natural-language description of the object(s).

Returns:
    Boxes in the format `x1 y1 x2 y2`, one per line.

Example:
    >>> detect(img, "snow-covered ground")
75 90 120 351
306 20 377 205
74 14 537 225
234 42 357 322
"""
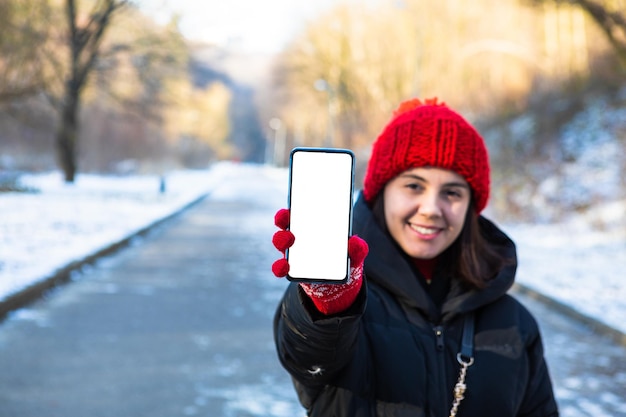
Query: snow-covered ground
1 162 625 337
0 164 234 303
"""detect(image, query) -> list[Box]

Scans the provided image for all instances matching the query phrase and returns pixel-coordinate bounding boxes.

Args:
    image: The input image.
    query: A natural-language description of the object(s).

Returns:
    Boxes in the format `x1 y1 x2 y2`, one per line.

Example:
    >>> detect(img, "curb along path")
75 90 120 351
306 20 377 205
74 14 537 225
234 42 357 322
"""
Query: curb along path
0 191 212 321
514 283 626 347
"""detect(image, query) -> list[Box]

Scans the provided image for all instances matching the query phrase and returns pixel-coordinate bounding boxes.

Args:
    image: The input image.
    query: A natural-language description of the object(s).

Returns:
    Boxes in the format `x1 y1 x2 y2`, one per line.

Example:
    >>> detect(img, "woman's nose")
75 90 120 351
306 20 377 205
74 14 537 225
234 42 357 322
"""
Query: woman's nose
417 191 442 218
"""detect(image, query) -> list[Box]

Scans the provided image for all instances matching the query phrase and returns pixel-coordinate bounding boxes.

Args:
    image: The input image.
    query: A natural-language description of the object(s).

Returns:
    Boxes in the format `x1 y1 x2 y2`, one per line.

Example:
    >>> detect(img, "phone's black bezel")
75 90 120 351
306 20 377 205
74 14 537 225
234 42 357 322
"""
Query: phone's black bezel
286 147 355 284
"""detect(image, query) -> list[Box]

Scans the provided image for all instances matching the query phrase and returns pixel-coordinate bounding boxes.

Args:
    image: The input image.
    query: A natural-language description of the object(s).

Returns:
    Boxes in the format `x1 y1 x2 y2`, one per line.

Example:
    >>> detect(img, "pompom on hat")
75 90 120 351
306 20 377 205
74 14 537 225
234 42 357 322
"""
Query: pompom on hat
362 98 491 213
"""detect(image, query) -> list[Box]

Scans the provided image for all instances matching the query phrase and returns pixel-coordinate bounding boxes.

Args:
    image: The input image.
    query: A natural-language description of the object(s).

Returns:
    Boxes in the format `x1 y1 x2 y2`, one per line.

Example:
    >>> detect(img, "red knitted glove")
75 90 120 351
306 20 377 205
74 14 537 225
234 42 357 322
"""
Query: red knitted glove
272 208 369 315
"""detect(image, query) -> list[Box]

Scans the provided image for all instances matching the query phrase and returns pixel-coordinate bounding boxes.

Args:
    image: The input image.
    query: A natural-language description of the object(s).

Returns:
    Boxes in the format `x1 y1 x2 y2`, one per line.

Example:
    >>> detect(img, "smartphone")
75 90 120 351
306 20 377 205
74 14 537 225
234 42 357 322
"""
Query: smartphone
287 147 355 283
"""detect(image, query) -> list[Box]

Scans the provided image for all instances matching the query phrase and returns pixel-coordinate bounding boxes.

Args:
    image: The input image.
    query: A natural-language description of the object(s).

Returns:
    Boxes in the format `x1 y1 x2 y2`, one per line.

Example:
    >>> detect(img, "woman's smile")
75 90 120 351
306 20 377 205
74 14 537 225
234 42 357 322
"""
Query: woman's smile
409 223 442 239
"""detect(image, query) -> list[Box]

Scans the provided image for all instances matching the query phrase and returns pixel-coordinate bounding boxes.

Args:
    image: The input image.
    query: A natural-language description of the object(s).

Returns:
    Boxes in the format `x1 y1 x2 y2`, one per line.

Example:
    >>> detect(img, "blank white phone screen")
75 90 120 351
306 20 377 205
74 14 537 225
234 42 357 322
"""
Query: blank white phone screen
287 149 354 282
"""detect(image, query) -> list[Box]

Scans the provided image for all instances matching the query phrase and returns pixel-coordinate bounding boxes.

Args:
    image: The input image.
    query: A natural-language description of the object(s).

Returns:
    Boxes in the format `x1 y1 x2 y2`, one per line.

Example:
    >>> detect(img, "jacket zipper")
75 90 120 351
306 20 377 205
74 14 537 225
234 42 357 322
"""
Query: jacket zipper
433 325 448 415
434 325 445 351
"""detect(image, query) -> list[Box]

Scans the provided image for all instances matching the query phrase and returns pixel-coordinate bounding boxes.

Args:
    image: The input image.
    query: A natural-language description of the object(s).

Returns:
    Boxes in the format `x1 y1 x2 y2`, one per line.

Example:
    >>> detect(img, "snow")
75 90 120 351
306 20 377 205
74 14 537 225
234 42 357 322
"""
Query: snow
496 91 626 336
1 161 625 338
0 164 234 302
504 216 626 336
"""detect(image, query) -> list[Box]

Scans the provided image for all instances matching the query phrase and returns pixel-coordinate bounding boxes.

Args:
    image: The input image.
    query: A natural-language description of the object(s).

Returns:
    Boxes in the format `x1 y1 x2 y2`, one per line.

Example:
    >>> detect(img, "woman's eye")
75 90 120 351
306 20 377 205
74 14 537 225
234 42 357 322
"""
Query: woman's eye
444 189 463 198
406 183 423 191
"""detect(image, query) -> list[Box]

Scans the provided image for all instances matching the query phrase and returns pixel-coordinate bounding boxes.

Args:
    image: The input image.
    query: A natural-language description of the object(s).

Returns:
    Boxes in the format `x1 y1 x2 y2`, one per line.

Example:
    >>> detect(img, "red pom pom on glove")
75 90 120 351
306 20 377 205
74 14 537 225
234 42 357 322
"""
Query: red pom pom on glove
272 208 369 315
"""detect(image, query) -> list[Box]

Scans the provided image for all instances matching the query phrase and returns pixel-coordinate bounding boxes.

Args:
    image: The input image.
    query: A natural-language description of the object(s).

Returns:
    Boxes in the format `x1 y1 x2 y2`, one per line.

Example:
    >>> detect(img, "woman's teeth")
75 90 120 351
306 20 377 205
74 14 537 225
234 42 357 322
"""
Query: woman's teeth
411 225 438 235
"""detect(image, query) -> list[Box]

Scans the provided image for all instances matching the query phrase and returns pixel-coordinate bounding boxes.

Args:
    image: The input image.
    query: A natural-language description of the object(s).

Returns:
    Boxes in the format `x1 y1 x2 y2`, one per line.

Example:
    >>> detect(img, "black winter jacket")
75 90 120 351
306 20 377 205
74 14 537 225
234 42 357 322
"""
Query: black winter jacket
274 193 559 417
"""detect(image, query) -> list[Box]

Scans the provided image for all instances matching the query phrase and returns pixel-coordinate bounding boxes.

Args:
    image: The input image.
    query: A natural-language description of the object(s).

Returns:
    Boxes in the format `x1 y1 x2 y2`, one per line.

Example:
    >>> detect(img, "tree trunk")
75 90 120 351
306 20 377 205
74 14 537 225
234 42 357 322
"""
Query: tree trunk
53 0 127 183
56 81 79 183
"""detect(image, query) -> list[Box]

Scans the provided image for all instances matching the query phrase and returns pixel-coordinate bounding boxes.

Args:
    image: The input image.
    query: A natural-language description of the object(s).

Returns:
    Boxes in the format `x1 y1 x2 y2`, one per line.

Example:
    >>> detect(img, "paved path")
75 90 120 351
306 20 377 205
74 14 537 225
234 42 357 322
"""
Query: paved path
0 168 624 417
0 170 301 417
514 292 626 416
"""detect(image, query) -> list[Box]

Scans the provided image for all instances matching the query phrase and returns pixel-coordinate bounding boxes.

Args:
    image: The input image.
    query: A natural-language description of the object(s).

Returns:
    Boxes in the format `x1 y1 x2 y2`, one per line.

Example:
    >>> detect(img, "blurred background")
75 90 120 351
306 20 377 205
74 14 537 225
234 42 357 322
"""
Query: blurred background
0 0 624 224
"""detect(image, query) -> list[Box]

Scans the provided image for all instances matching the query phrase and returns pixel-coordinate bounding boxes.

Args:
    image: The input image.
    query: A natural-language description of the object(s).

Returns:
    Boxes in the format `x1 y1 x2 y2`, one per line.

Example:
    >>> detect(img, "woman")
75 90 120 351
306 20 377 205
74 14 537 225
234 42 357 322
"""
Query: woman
271 98 559 416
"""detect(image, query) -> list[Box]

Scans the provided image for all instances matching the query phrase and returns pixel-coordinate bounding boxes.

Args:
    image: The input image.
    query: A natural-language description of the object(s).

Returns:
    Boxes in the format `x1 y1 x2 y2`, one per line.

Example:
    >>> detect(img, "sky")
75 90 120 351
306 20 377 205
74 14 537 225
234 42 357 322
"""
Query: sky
137 0 343 53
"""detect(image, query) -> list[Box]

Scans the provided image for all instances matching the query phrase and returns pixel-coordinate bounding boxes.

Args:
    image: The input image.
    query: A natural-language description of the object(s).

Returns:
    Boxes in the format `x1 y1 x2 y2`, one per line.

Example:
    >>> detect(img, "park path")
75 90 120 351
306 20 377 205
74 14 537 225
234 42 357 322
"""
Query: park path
0 165 623 417
0 166 301 417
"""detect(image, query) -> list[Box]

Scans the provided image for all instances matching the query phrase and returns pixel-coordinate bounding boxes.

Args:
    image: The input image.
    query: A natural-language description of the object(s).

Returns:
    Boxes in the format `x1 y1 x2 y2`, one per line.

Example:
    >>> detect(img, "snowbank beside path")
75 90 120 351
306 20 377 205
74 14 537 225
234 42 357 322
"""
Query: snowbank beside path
505 219 626 338
0 163 235 304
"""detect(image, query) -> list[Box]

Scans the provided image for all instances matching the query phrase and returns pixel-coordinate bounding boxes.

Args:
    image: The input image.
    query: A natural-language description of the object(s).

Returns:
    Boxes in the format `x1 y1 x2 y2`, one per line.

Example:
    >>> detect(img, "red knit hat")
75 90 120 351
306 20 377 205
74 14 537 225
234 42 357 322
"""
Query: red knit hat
363 98 490 213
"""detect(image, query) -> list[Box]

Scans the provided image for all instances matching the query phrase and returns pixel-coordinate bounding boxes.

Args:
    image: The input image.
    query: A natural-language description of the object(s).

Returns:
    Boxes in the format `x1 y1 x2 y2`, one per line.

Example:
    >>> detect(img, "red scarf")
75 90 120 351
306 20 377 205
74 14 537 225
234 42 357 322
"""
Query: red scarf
412 257 438 284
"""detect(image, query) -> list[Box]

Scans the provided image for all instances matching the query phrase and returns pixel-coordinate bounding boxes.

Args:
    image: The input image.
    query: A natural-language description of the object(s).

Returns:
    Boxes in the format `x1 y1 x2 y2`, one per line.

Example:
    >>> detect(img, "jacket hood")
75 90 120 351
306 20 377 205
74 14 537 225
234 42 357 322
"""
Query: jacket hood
352 192 517 323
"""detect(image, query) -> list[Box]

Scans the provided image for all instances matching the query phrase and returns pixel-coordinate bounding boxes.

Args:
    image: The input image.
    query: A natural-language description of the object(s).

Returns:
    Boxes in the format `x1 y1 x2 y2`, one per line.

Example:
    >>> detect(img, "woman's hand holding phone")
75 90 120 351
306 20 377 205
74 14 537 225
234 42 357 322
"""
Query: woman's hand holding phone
272 208 368 315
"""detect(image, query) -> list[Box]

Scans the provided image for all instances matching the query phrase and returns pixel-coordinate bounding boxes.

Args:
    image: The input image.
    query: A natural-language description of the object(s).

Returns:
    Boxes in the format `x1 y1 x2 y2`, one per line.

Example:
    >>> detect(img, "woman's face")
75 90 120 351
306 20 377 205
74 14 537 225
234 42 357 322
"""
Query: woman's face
383 167 471 259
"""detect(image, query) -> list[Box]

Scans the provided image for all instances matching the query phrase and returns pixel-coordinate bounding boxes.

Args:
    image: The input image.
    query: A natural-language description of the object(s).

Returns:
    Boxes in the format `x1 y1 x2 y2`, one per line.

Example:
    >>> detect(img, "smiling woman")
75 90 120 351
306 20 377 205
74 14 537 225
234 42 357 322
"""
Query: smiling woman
272 97 560 417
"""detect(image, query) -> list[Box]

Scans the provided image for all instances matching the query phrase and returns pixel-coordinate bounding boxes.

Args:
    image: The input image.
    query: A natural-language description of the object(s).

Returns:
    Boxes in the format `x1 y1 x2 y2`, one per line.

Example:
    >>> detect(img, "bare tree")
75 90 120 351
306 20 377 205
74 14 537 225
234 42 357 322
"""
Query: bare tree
529 0 626 69
0 1 50 102
269 4 420 155
56 0 129 182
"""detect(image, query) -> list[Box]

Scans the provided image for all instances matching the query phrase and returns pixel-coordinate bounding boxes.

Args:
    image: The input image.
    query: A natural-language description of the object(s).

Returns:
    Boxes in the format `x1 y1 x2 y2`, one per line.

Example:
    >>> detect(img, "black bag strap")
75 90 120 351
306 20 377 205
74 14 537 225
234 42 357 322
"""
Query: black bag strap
449 311 475 417
458 311 475 364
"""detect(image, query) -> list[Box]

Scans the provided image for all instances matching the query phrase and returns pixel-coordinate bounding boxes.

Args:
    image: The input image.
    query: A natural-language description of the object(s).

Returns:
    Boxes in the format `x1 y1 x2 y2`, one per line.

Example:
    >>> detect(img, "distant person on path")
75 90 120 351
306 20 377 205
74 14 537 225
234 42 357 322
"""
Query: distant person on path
271 98 559 416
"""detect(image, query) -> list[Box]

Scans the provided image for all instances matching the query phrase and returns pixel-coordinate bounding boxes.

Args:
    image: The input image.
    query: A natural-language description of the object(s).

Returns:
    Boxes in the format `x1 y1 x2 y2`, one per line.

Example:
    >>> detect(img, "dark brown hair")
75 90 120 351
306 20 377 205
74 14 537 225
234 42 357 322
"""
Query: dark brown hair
440 201 507 288
371 195 508 289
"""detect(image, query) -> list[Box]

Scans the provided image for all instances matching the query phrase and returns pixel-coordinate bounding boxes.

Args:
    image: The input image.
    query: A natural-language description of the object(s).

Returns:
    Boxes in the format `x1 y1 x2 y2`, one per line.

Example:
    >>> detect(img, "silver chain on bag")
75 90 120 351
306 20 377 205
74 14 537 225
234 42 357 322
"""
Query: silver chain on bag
448 312 475 417
449 353 474 417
